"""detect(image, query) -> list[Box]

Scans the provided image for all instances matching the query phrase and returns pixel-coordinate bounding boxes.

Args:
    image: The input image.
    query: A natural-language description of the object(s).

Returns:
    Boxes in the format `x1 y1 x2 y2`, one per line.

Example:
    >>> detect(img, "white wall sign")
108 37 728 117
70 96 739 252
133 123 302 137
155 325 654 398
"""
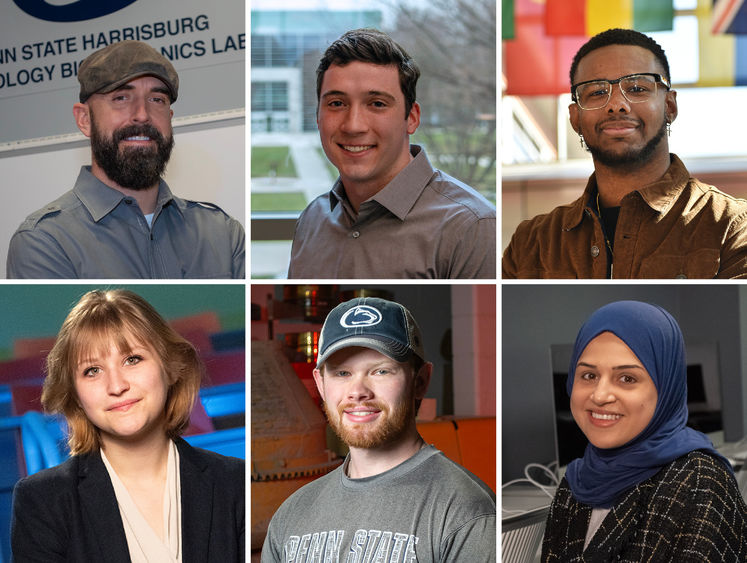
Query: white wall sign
0 0 245 144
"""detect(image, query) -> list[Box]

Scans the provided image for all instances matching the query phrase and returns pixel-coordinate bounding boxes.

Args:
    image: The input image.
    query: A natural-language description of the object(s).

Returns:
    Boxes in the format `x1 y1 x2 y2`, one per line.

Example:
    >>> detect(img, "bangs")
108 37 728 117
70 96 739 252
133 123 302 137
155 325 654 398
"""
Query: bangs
68 315 154 374
45 288 201 455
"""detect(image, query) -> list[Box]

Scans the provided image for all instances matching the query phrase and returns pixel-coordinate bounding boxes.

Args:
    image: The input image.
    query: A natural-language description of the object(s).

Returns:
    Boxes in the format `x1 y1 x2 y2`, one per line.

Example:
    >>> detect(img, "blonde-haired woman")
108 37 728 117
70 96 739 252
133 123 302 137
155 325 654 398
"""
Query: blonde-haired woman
11 289 244 562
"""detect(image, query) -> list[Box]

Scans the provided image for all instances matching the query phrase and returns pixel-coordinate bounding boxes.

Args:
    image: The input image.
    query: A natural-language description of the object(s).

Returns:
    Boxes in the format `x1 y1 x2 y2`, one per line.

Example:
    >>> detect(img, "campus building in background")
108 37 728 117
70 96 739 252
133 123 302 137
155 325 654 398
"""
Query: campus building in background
251 10 382 133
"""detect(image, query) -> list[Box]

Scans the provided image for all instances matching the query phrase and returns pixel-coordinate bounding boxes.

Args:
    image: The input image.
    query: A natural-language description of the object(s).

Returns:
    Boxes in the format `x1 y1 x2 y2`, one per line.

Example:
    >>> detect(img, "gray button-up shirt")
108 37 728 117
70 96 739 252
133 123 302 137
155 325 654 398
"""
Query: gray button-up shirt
287 146 496 279
7 166 245 279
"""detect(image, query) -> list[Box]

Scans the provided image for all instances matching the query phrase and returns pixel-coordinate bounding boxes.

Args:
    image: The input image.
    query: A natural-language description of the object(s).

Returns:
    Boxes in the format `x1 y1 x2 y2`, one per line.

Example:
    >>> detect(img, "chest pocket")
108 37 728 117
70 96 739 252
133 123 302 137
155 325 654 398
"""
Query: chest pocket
515 268 580 279
637 248 720 279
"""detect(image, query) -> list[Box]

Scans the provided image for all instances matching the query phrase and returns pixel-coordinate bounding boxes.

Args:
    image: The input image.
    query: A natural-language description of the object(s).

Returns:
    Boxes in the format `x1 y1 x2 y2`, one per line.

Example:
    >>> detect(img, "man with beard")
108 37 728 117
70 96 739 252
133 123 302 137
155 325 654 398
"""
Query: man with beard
261 297 496 562
6 40 244 278
502 28 747 279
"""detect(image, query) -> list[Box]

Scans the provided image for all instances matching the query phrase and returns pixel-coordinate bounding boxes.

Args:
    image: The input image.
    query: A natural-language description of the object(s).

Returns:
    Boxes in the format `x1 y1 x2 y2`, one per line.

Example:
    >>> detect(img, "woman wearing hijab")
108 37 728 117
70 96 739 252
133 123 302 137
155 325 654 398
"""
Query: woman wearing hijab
542 300 747 562
10 289 244 562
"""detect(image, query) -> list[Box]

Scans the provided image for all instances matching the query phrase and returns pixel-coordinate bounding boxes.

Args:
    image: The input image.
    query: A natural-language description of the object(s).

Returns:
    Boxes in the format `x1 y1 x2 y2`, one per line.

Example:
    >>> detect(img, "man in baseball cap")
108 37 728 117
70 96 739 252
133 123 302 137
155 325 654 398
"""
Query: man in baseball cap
315 297 425 368
262 297 496 562
7 40 244 279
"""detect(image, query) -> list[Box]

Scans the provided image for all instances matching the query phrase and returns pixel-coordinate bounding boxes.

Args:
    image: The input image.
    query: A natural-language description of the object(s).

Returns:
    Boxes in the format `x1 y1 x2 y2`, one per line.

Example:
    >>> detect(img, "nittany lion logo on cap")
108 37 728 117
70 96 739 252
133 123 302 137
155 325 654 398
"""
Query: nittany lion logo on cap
340 305 382 328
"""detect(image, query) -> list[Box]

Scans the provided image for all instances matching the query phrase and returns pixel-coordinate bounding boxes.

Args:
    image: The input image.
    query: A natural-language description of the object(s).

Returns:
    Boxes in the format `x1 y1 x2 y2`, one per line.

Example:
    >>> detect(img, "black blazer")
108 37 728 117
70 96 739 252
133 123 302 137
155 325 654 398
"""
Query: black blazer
10 437 244 562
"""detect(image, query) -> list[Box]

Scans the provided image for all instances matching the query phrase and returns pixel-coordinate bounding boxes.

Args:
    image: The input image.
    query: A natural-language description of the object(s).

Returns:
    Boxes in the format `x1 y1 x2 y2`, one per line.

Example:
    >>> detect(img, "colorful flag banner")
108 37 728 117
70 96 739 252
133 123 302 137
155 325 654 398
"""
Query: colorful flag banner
545 0 673 36
698 0 747 84
712 0 747 34
505 0 747 94
503 0 515 39
587 0 633 35
633 0 674 32
504 0 586 95
546 0 586 35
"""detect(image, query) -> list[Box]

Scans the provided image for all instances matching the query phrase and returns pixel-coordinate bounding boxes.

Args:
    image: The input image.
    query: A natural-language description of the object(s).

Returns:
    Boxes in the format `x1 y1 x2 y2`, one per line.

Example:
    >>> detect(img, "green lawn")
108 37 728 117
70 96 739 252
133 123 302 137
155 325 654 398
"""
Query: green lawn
251 146 298 178
316 147 338 179
251 192 307 212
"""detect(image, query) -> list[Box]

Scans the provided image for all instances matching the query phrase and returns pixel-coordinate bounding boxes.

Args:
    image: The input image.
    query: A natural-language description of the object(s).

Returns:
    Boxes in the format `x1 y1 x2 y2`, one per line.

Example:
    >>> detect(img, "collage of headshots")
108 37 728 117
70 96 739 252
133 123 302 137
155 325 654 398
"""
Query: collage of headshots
0 1 746 562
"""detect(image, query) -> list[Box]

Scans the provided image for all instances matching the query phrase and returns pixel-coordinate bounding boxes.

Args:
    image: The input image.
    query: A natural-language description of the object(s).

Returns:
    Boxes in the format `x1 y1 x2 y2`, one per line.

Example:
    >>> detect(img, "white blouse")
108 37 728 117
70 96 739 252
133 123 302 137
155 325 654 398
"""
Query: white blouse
101 441 182 563
583 507 611 550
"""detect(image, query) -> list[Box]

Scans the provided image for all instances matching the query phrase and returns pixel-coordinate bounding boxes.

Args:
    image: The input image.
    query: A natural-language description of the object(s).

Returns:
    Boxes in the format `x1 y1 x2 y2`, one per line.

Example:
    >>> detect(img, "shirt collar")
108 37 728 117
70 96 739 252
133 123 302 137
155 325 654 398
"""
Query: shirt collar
329 179 345 211
328 145 434 221
562 153 689 231
562 183 594 231
372 145 433 220
635 154 690 215
73 166 178 222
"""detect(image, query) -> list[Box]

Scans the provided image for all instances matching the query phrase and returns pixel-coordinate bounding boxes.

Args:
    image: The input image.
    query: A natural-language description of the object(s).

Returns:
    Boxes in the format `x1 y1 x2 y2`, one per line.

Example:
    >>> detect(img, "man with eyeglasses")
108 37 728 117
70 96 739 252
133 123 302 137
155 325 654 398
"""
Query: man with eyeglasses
503 28 747 279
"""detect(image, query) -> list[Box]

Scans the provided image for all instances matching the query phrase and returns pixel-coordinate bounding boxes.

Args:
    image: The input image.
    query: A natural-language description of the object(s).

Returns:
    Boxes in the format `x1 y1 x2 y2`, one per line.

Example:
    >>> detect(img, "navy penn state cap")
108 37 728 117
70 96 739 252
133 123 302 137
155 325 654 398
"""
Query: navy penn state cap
316 297 424 368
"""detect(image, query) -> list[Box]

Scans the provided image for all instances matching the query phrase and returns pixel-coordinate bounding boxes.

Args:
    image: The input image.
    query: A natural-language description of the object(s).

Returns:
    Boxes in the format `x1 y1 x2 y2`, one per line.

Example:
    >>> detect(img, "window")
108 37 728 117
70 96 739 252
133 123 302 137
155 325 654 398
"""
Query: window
251 82 289 112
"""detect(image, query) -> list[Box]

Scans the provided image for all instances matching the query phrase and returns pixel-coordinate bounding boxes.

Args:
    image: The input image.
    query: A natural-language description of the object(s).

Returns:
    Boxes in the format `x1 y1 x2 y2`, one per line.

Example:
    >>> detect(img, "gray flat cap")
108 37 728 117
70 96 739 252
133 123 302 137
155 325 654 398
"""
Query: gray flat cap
78 40 179 103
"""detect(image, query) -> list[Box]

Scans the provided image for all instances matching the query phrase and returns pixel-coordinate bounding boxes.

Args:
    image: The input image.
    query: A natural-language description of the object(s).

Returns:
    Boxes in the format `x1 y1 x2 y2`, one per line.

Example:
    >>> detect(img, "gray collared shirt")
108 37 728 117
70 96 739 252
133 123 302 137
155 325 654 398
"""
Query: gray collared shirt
287 146 496 279
7 166 245 279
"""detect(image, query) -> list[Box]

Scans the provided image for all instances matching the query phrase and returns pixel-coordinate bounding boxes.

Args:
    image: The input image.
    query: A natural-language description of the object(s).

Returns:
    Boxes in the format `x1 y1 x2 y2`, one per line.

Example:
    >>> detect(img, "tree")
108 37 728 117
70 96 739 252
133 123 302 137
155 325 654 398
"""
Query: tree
390 0 496 201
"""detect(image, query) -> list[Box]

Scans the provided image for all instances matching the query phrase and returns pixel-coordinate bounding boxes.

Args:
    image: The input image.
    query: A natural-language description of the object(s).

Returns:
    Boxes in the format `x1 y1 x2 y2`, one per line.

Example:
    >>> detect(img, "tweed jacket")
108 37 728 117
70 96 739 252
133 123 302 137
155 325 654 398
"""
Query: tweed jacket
541 451 747 562
11 437 245 562
503 154 747 279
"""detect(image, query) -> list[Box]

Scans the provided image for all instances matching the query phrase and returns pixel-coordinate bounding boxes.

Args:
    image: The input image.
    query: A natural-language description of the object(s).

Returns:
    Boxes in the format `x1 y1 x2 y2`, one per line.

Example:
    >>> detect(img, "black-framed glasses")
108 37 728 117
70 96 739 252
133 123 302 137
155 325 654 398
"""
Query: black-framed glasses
571 73 671 110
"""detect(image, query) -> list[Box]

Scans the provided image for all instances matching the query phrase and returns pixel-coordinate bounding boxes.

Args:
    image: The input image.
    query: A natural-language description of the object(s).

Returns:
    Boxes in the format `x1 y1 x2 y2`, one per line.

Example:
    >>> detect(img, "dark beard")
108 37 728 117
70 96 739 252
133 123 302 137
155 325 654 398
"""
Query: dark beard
586 117 667 169
90 113 174 191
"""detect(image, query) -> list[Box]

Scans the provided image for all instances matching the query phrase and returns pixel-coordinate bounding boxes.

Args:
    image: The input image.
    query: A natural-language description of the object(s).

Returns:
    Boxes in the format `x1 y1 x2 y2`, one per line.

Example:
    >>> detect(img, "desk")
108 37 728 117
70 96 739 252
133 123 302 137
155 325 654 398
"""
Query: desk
711 431 747 502
502 484 553 563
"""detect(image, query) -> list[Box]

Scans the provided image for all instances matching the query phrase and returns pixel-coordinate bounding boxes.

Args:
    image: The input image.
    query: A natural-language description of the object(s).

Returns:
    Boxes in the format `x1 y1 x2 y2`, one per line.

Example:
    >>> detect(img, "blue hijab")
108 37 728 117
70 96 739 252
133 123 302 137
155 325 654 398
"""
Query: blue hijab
564 300 730 508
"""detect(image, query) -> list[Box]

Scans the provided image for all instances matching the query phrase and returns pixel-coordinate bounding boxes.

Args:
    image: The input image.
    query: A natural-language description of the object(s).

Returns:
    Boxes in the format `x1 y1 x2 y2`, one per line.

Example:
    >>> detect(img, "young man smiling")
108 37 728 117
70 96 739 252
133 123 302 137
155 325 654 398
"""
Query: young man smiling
261 297 496 562
287 29 496 279
7 40 245 279
503 28 747 279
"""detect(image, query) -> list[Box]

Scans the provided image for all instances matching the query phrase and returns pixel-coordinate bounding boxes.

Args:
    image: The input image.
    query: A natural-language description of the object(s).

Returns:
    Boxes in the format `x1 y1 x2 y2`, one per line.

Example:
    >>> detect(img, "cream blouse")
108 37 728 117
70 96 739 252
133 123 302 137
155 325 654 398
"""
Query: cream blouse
101 440 182 563
583 507 611 550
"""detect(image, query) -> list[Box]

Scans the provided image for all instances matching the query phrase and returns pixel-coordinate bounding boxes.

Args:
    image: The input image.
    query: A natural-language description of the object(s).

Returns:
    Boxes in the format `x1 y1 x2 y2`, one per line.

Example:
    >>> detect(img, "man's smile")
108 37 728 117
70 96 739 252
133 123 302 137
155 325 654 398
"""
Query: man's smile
598 119 640 136
343 405 383 423
339 144 375 154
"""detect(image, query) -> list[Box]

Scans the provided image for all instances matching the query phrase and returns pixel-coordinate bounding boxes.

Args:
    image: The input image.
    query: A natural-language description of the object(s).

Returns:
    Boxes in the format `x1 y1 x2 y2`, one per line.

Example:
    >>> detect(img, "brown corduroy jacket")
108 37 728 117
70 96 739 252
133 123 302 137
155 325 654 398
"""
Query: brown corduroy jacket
503 155 747 279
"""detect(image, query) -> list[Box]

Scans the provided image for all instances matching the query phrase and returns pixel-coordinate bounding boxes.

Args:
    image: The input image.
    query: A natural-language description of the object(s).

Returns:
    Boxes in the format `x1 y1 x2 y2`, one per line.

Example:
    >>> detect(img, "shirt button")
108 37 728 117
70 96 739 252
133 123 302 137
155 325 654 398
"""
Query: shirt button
351 231 360 238
124 199 132 205
590 245 600 258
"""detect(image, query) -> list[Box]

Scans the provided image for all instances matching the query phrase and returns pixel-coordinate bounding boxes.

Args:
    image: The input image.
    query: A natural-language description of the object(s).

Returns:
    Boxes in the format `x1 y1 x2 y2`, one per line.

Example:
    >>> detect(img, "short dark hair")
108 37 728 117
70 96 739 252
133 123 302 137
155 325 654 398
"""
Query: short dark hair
316 28 420 118
569 28 671 87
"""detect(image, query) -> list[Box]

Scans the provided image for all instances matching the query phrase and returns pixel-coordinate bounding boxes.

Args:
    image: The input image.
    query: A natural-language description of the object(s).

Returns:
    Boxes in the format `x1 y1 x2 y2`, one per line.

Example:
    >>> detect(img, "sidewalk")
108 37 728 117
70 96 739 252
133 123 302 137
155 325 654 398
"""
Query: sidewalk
251 132 333 277
251 132 333 203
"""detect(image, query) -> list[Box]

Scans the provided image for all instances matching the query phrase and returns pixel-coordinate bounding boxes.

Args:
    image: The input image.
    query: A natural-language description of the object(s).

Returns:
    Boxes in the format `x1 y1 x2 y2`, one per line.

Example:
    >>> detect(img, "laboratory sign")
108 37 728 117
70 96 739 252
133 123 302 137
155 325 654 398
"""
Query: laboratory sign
0 0 244 144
